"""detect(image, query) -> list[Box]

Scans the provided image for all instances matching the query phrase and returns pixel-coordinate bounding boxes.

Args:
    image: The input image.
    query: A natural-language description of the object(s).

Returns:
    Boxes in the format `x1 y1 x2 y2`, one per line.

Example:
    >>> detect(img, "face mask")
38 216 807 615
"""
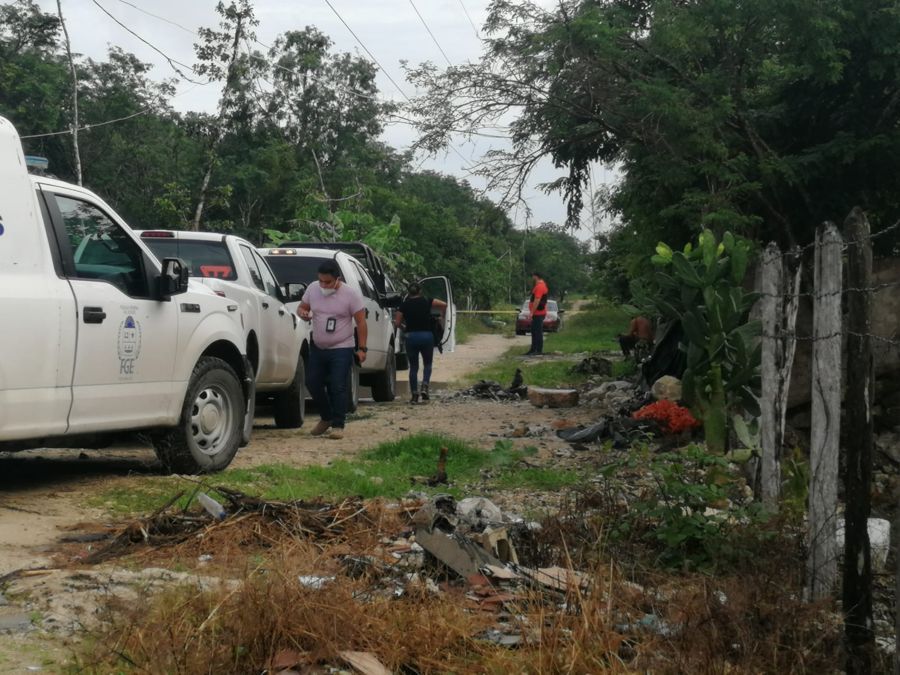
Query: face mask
320 286 336 297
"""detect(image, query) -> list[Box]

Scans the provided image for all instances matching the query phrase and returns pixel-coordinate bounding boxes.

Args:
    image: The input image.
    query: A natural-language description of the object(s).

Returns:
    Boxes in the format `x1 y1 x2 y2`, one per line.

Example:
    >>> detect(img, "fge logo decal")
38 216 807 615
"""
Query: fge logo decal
117 315 142 376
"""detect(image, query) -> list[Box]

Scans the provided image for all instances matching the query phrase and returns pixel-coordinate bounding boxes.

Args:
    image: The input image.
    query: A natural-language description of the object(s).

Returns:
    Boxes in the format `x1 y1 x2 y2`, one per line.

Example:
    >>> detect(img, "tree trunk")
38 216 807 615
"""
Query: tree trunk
843 206 874 674
807 222 842 600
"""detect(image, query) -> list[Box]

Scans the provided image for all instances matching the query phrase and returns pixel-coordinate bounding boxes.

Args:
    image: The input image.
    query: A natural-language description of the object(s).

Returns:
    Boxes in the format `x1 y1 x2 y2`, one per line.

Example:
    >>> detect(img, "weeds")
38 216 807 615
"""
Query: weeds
91 435 540 515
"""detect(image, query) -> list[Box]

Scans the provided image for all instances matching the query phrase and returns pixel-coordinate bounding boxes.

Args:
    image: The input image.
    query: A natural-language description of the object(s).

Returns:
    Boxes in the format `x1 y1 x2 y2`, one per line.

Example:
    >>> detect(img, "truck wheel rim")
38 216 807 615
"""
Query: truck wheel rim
191 385 233 456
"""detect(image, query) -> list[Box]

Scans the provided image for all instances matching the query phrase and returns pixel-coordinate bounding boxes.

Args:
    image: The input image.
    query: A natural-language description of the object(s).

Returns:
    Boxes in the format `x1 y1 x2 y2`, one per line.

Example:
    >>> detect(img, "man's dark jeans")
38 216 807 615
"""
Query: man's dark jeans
306 345 353 428
530 314 544 354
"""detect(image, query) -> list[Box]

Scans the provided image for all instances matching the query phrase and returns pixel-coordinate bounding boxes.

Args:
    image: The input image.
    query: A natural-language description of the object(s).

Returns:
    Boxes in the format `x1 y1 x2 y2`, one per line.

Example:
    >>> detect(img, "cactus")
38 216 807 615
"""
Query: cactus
648 230 760 453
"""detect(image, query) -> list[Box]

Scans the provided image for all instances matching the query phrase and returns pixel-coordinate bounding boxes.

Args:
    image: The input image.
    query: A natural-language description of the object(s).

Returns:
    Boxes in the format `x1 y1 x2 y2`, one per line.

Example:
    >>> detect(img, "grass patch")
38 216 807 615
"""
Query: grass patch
547 299 630 354
462 351 590 389
91 435 541 516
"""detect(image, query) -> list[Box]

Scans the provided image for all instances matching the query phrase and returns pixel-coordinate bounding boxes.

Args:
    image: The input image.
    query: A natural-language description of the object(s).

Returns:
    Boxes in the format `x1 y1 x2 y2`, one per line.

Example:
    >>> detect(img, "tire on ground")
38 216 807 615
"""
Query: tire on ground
370 346 397 402
347 359 360 413
273 354 306 428
152 356 244 474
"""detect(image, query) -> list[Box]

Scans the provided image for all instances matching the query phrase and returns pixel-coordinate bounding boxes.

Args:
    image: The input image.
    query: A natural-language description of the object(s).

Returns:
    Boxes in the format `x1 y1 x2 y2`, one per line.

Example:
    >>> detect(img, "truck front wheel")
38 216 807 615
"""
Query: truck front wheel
152 356 244 473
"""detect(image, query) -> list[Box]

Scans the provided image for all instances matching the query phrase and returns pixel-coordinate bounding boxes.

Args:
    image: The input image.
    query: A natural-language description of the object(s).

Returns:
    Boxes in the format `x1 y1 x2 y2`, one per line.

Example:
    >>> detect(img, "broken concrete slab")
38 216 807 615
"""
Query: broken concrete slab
415 526 504 579
528 387 580 408
520 566 590 592
474 527 519 565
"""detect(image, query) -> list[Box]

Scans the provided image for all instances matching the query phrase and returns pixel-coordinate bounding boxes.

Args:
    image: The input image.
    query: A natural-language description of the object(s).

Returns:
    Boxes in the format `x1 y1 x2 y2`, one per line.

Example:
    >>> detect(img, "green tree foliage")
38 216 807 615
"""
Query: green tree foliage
407 0 900 256
0 0 591 306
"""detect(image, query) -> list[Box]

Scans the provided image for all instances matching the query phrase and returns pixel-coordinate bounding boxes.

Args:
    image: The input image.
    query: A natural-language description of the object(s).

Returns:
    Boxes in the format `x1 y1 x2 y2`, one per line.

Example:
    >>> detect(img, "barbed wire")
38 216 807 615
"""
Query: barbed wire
764 219 900 261
755 278 900 300
761 330 900 346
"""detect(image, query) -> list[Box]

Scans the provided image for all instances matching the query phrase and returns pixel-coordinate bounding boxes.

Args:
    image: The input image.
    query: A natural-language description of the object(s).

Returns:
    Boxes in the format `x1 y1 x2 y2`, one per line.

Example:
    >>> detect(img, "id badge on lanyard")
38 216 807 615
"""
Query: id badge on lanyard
326 317 336 333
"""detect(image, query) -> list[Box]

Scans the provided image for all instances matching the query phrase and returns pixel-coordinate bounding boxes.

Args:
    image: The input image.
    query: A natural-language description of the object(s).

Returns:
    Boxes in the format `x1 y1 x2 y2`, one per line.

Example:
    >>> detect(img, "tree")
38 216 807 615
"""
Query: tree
406 0 900 252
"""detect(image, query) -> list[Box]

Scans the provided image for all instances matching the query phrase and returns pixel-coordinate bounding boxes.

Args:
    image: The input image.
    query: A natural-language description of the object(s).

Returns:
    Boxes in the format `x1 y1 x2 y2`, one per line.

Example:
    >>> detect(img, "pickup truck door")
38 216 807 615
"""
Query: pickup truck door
0 187 76 440
41 187 179 432
419 276 456 353
346 259 387 366
239 245 295 385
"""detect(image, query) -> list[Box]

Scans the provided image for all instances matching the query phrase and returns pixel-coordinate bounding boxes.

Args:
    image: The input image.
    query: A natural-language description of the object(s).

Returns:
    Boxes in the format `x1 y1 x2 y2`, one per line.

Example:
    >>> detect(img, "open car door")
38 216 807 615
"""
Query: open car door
419 276 456 353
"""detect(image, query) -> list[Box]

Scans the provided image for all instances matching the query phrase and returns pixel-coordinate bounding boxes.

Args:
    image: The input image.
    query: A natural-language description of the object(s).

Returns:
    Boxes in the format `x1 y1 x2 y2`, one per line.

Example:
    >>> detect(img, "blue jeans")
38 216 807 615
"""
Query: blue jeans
530 315 544 354
405 331 434 393
306 345 353 428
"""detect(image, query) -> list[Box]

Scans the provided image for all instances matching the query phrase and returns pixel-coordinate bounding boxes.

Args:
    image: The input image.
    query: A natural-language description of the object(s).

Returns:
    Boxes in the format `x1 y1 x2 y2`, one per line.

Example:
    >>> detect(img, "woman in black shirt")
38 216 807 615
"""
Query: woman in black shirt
394 283 447 403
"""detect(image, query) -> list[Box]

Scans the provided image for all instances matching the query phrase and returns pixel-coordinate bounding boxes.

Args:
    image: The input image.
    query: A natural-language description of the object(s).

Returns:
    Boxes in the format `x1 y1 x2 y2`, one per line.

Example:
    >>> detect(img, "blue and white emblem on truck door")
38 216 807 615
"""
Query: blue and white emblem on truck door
117 315 142 376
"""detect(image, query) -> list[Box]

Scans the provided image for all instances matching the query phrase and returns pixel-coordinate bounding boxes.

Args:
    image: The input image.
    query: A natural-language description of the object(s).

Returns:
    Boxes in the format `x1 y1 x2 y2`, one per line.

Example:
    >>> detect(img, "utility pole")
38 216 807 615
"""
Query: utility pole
56 0 82 185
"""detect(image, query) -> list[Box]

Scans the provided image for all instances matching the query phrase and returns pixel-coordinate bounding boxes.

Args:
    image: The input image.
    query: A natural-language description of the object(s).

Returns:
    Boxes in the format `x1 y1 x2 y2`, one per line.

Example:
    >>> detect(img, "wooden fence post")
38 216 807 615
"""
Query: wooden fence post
843 206 875 673
808 223 842 600
760 243 782 503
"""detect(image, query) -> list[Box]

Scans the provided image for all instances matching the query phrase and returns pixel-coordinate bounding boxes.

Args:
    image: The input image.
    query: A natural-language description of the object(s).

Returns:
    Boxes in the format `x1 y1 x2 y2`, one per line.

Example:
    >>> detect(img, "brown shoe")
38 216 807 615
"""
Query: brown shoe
328 428 344 440
310 420 331 436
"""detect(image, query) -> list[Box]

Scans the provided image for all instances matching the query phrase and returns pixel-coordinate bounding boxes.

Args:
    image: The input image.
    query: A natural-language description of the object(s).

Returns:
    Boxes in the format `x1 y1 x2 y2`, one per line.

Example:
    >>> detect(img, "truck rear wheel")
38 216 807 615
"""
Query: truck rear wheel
347 359 360 413
370 346 397 402
273 354 306 428
152 356 244 474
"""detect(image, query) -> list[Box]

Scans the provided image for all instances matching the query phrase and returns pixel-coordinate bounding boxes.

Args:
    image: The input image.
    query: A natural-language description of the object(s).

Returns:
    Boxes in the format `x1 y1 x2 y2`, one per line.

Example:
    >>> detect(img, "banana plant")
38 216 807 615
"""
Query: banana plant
649 230 760 453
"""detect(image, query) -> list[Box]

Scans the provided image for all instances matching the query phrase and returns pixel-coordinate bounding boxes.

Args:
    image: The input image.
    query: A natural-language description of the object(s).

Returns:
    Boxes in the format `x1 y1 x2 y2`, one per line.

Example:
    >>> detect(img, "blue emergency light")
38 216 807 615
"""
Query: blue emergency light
24 155 49 172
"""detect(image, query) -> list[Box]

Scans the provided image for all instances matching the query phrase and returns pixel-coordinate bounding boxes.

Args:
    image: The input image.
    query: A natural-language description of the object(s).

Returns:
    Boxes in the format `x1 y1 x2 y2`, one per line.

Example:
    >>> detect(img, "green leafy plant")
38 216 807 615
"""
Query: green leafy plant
605 446 768 571
644 230 760 453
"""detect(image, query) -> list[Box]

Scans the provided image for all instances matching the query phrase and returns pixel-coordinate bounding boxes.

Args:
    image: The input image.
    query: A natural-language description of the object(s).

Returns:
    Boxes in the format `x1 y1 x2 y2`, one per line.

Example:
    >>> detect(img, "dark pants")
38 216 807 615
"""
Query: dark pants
405 331 434 393
306 345 353 428
530 315 544 354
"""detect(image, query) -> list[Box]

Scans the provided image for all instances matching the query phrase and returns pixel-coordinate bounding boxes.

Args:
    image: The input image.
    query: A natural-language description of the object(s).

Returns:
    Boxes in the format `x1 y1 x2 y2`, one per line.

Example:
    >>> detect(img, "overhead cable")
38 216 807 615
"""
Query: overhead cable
408 0 453 66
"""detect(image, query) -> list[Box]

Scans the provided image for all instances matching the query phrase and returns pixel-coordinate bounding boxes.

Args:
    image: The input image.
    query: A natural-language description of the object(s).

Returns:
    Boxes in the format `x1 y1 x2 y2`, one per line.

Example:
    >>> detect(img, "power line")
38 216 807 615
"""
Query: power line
114 0 195 35
408 0 453 67
91 0 207 85
457 0 481 39
19 84 204 139
322 0 411 101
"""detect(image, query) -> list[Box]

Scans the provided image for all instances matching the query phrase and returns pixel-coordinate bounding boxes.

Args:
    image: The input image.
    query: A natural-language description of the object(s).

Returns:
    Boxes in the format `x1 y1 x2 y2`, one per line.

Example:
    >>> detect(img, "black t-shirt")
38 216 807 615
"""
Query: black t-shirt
399 296 434 332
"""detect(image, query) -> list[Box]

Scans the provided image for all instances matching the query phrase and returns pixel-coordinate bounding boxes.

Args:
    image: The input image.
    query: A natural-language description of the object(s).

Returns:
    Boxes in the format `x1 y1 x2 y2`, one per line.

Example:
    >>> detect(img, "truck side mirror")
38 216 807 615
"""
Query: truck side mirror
158 257 189 299
382 292 402 308
283 282 306 303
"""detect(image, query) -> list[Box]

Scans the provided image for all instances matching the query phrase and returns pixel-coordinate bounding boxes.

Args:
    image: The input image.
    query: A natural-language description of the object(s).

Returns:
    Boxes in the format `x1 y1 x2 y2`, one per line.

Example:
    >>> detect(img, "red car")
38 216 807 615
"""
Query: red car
515 300 562 335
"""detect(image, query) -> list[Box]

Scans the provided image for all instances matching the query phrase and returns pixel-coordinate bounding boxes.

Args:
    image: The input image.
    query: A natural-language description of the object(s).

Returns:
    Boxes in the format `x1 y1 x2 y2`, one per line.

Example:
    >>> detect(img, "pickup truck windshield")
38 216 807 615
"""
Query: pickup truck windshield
143 238 237 280
265 256 325 286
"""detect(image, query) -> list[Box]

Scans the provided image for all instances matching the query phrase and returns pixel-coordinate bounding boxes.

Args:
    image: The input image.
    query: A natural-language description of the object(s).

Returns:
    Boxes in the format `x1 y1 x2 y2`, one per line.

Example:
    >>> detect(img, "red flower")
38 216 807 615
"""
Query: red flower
632 400 701 435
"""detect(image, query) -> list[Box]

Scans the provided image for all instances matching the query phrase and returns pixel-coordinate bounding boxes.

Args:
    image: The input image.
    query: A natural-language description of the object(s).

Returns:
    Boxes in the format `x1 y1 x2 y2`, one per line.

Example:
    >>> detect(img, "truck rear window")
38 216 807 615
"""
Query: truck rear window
142 239 237 280
265 255 327 286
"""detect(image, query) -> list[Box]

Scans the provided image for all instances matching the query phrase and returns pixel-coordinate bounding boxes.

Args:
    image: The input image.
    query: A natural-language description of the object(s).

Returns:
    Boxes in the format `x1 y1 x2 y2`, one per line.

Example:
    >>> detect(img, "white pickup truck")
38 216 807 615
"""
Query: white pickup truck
260 244 455 408
0 116 252 473
138 231 310 428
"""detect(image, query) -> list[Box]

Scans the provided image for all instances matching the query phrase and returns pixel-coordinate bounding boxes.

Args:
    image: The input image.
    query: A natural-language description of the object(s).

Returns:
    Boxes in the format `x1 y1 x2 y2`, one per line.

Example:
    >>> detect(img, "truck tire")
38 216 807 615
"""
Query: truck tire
152 356 244 474
347 359 360 414
273 354 306 429
240 375 256 447
370 346 397 402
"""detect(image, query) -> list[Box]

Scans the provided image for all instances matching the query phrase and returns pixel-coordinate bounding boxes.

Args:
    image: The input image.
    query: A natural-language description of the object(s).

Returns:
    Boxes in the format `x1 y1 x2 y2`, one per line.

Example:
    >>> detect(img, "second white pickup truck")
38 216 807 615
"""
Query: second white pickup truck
0 116 252 473
139 231 311 428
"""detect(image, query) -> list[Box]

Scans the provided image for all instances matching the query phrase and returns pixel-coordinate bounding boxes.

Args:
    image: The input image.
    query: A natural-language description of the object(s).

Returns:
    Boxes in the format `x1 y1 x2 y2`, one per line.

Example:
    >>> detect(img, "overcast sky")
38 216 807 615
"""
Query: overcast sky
37 0 617 239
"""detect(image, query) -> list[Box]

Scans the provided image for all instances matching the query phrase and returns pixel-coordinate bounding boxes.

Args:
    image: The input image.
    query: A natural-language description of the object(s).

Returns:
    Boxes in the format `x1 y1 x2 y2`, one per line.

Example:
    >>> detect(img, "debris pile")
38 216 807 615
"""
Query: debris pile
570 354 614 376
453 379 526 401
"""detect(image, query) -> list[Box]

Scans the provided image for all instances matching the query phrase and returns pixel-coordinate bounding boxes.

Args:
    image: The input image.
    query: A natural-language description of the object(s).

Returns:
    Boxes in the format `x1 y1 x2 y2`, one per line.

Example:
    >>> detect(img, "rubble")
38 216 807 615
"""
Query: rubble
570 354 614 376
527 387 580 408
454 379 526 401
651 375 683 402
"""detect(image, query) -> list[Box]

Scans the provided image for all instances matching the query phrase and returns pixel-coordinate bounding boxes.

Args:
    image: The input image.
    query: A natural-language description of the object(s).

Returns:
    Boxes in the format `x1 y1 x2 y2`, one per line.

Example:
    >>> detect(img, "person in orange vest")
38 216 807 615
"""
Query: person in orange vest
526 271 549 356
